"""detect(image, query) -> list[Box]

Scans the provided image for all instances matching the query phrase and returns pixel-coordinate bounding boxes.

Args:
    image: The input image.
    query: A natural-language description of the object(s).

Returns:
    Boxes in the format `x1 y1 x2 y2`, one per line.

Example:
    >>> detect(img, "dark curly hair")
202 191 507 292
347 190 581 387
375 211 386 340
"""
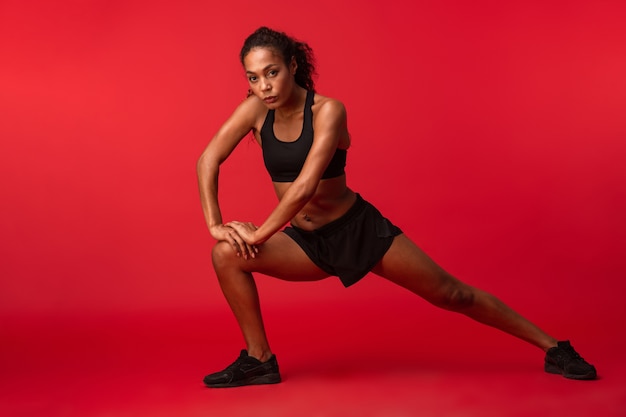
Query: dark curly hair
240 27 317 92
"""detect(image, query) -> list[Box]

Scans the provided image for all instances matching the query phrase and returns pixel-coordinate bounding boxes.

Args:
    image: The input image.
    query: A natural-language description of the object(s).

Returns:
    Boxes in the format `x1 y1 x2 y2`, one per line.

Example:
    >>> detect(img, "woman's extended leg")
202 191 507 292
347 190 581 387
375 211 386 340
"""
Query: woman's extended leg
211 231 330 362
371 234 558 350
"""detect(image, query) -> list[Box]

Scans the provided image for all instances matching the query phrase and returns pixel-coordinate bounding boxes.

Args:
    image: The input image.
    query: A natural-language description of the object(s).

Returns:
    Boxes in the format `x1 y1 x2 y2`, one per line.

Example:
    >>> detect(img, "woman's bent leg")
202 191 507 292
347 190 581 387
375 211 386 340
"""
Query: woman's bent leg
211 232 330 361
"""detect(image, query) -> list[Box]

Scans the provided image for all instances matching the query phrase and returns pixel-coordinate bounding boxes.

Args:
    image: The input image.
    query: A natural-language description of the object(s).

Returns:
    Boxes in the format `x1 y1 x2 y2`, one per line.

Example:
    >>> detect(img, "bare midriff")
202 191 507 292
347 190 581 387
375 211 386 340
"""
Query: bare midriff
272 175 356 231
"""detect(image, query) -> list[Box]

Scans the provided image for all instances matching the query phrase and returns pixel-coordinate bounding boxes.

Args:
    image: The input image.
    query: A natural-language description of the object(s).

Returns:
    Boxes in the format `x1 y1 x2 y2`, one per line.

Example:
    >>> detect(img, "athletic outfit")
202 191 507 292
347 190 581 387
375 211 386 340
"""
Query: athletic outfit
204 90 597 388
261 90 402 287
261 89 346 182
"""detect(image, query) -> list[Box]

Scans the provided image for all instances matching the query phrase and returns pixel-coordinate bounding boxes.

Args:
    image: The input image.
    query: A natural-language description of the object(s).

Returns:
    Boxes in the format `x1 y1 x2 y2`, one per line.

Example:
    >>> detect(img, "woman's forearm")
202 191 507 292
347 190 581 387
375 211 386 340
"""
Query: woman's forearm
197 156 223 231
253 180 314 244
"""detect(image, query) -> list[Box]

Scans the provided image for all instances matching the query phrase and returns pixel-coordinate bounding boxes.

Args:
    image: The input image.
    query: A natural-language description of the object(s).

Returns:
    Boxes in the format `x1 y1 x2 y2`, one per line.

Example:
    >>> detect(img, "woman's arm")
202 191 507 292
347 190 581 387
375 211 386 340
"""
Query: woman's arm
197 96 264 256
228 98 347 245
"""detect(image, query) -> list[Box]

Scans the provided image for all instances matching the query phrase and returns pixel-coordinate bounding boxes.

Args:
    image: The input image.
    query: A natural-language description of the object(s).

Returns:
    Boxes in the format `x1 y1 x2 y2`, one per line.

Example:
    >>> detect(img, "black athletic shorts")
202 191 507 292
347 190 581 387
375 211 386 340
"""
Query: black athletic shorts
283 194 403 287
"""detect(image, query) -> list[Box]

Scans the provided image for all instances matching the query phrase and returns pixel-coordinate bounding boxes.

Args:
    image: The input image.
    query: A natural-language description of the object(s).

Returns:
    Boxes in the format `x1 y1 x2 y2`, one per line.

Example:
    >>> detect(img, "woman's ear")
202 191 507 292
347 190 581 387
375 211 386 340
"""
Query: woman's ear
290 56 297 76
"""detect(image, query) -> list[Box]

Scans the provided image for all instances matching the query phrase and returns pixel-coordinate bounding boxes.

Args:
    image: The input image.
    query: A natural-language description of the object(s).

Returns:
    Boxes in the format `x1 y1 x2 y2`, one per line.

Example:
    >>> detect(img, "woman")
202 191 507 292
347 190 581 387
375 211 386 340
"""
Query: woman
197 27 596 387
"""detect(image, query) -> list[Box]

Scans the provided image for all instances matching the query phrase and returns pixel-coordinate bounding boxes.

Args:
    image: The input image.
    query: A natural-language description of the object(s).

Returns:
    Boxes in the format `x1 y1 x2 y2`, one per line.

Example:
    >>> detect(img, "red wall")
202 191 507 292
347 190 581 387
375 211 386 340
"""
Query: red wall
1 0 625 321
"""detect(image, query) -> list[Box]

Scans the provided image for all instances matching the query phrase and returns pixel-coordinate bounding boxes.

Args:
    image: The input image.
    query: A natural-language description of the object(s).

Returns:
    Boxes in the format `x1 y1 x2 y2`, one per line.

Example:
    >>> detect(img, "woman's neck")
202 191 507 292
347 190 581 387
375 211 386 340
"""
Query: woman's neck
275 87 307 119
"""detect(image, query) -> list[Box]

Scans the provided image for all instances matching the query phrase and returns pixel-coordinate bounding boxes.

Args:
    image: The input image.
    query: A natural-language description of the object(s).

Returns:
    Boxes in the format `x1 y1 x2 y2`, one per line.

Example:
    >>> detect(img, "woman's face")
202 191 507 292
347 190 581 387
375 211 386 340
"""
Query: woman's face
243 47 296 108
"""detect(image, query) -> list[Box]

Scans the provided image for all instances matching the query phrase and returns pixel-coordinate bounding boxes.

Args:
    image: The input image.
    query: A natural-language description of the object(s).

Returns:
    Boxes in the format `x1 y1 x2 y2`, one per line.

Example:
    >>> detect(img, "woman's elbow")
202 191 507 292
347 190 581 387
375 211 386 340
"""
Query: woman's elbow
196 152 219 176
196 154 207 175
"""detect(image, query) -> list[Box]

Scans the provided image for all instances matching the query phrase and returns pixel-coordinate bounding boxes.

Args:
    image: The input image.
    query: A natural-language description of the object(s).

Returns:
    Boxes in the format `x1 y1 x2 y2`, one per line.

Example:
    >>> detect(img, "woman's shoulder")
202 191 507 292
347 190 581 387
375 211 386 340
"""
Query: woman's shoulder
312 92 347 120
237 93 269 114
227 93 268 131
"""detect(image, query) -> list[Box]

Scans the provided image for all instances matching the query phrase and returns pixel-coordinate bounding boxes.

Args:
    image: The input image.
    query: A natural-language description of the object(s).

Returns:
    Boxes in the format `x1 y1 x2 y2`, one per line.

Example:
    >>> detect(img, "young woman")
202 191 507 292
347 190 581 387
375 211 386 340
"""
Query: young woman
197 27 596 387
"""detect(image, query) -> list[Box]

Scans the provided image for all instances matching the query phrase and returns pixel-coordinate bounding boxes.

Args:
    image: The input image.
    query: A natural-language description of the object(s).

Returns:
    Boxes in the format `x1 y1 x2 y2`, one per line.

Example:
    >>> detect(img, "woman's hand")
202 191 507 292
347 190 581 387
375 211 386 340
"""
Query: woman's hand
224 221 261 258
209 224 258 259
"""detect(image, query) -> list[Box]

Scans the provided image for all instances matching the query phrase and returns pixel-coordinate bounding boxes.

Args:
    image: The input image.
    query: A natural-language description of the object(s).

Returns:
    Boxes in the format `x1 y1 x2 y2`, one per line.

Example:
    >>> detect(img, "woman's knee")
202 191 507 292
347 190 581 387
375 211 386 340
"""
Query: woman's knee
211 241 238 272
432 279 476 311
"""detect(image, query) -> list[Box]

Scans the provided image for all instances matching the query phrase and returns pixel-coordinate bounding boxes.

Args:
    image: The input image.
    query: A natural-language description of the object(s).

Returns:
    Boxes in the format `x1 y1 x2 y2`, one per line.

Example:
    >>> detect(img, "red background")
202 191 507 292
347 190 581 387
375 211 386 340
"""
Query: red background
1 0 624 319
1 1 625 416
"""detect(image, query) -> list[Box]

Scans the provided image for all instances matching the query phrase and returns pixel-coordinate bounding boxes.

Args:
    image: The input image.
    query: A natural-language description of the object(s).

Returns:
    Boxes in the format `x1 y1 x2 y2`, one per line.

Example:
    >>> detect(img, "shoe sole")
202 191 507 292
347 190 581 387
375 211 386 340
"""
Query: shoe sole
204 373 282 388
544 363 597 380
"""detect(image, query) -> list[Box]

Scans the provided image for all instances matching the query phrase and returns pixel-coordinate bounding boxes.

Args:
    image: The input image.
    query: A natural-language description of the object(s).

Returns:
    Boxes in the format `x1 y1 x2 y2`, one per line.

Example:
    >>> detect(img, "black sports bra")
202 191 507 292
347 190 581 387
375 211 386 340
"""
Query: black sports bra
261 90 347 183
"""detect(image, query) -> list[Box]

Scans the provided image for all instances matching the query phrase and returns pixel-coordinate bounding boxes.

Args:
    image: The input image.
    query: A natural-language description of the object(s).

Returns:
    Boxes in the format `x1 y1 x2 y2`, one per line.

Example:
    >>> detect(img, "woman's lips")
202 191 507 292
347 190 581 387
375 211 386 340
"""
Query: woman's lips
263 96 277 104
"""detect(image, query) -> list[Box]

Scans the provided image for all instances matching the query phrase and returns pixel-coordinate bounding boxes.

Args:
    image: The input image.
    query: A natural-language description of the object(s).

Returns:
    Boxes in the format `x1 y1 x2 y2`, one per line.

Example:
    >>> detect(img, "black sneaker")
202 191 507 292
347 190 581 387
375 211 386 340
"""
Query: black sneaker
203 349 281 388
544 341 597 380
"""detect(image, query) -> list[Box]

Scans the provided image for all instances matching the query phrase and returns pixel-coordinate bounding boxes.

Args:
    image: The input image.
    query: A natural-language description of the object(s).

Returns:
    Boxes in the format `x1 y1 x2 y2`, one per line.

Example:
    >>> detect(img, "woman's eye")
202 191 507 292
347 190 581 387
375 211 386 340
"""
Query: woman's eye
268 70 278 77
248 76 257 82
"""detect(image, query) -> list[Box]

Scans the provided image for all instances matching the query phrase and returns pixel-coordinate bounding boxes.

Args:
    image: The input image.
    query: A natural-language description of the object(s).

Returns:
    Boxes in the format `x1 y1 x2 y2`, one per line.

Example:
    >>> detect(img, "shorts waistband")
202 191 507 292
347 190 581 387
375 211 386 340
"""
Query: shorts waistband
290 193 366 238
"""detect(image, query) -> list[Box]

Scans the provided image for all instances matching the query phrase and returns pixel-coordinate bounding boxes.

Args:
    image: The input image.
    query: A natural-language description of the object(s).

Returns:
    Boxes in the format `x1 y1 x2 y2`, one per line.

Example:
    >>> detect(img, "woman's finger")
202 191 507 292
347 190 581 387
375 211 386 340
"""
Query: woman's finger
244 242 257 259
228 230 244 256
231 230 255 259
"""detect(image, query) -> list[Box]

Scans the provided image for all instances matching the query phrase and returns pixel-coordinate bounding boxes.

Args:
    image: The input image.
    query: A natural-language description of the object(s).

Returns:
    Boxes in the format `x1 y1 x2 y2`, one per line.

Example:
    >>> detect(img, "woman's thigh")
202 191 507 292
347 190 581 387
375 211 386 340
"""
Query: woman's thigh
213 231 331 282
371 234 459 298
